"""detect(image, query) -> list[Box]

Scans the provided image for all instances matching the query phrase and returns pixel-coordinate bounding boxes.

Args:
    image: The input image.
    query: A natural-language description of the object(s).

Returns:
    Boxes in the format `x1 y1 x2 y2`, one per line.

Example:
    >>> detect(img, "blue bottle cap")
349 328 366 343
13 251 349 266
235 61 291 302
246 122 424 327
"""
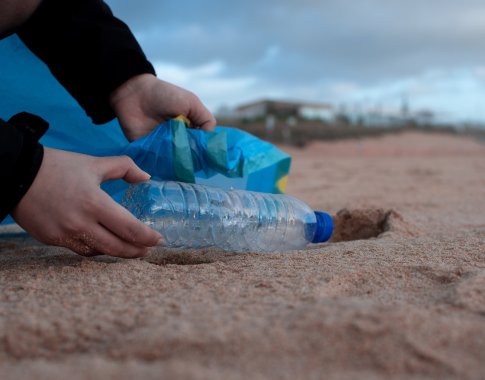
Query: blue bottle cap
312 211 334 243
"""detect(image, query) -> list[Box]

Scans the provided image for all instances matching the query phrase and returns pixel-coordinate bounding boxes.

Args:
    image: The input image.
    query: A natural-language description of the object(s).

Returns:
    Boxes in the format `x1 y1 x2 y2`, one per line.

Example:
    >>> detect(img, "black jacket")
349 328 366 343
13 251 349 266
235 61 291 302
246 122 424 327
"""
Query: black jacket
0 0 155 221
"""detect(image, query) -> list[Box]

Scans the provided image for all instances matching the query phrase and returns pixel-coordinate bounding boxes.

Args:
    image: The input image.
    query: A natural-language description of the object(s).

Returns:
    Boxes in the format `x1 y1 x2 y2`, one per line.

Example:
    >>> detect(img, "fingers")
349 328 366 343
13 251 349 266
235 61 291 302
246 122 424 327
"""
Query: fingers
198 117 217 131
97 155 150 183
73 225 149 258
91 155 161 254
187 94 217 131
96 190 162 248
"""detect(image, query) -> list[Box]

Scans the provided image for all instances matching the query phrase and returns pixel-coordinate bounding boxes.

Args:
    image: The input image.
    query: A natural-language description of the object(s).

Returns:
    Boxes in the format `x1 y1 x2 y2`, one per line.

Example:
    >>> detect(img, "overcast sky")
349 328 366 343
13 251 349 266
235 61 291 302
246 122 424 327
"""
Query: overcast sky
107 0 485 123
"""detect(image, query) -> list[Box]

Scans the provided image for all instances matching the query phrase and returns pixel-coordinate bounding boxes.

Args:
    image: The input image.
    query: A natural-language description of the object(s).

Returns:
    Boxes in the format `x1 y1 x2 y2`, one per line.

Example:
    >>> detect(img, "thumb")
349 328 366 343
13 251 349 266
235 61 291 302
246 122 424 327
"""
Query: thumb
97 156 150 183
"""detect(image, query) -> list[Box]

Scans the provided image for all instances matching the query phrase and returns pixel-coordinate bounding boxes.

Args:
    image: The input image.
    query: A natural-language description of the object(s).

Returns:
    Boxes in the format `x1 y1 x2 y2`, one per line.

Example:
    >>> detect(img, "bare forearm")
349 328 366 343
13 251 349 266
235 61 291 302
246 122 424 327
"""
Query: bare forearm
0 0 42 36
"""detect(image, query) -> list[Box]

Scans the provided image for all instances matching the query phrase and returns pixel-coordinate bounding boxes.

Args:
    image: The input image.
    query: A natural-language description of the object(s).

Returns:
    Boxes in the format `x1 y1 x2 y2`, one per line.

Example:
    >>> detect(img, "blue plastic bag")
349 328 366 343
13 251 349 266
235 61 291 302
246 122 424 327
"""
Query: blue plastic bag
103 117 291 200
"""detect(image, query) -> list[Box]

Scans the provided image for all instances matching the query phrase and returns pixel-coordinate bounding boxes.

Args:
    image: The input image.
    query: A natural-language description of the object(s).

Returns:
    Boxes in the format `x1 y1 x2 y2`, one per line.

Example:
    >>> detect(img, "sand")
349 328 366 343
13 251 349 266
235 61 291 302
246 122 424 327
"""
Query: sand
0 131 484 380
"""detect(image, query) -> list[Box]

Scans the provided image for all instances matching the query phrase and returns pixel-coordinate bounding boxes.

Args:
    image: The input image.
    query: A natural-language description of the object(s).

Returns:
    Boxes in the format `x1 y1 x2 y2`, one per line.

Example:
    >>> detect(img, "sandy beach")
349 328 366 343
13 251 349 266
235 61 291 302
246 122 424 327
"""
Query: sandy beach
1 131 484 379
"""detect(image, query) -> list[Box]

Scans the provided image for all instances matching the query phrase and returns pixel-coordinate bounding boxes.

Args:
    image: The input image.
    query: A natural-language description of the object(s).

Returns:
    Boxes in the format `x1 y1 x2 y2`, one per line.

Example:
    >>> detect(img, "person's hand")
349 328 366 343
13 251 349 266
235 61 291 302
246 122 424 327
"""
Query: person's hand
109 73 217 141
11 148 162 258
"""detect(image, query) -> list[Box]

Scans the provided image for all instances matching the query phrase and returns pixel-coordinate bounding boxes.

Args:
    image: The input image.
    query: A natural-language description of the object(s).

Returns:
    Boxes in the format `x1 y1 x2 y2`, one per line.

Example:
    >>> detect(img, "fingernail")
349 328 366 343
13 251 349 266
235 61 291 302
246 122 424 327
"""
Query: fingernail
156 238 163 245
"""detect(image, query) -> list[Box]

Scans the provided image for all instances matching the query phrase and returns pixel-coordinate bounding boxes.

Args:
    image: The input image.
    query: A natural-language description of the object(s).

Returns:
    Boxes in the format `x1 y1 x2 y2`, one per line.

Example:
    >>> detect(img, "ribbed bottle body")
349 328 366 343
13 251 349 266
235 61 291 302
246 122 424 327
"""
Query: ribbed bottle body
122 180 318 252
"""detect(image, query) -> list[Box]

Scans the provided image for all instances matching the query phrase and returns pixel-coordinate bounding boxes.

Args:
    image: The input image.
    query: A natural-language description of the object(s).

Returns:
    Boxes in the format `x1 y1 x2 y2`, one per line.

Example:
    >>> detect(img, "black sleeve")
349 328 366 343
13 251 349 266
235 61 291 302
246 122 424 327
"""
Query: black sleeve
16 0 156 125
0 113 48 221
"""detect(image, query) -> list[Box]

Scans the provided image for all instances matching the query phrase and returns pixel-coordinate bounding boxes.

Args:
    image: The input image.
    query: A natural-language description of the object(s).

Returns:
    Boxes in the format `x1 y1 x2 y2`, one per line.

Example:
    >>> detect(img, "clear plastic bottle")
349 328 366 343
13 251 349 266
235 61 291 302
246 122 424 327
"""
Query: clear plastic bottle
122 180 333 252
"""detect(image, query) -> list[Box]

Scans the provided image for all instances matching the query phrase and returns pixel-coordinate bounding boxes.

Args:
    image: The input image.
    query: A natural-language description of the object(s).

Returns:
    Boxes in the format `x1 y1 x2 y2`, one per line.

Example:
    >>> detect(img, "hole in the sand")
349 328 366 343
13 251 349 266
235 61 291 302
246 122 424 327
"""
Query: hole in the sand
331 208 397 242
145 248 235 266
146 254 214 266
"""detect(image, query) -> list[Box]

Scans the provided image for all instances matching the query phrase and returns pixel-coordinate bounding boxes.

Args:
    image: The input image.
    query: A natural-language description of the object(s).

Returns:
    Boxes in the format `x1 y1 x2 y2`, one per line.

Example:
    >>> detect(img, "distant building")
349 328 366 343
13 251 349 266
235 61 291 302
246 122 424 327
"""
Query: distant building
236 99 334 121
230 98 435 128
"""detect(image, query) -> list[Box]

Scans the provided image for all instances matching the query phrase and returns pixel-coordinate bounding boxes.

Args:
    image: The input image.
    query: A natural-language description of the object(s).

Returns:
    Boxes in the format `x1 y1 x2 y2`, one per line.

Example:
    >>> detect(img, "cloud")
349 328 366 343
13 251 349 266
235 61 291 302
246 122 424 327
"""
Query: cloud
153 61 258 108
107 0 485 78
106 0 485 122
327 82 361 99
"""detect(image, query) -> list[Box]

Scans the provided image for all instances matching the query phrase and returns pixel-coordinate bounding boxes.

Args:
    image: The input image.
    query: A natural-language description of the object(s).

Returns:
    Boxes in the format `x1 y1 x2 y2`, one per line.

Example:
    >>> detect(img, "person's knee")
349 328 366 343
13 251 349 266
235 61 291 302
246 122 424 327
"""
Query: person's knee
0 0 42 36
